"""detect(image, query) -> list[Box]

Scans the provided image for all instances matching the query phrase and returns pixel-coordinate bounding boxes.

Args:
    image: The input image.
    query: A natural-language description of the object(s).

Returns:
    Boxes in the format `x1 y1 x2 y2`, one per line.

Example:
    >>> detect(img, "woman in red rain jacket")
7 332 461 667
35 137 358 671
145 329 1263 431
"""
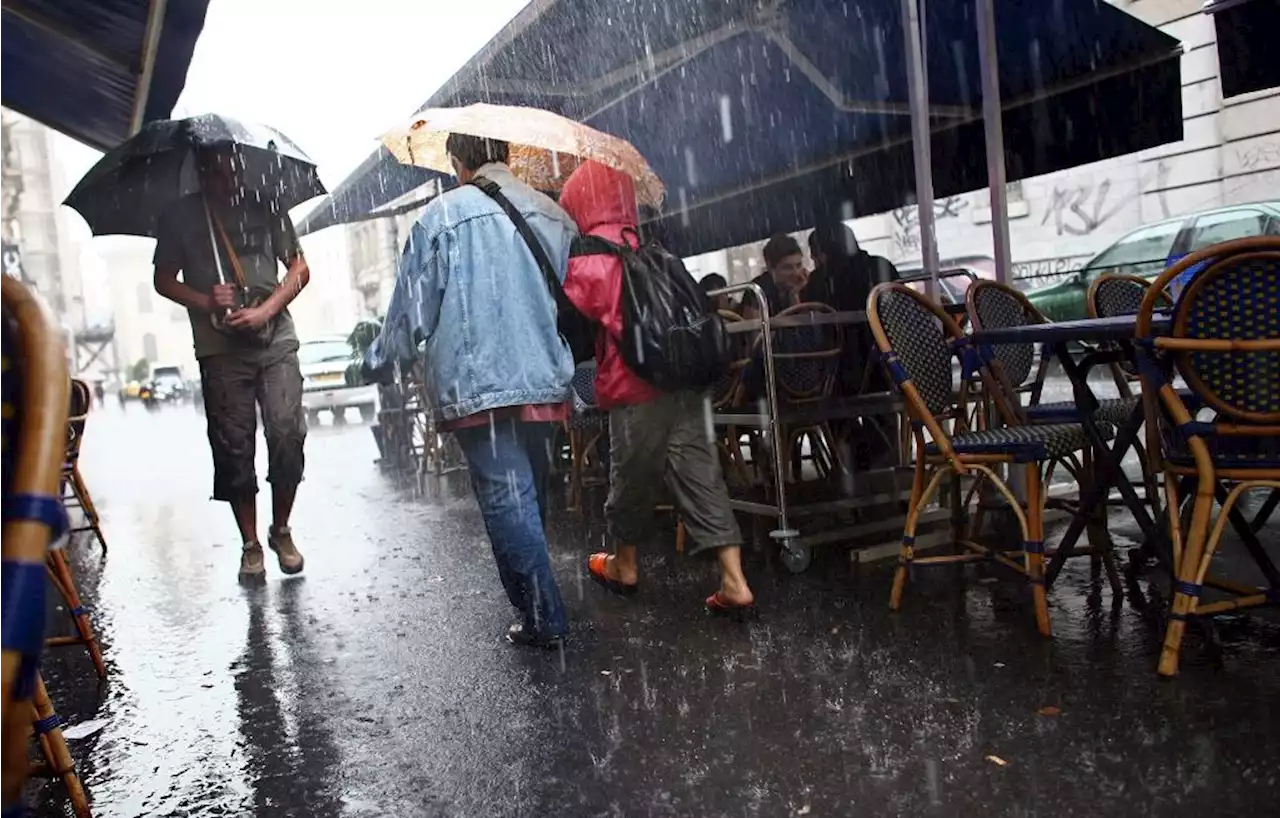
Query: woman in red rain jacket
560 160 755 614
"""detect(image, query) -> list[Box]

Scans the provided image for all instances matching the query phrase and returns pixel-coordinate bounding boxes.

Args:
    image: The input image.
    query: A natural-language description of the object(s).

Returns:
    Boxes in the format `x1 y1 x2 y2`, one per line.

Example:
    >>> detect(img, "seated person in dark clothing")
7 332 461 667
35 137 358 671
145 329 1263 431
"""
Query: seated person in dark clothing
740 233 809 319
802 220 899 311
804 221 902 469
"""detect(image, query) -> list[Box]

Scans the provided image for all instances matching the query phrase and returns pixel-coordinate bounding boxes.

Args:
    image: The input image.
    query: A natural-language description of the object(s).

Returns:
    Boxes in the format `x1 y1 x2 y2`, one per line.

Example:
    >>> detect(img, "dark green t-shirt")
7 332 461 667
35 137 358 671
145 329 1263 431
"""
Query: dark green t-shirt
153 193 301 359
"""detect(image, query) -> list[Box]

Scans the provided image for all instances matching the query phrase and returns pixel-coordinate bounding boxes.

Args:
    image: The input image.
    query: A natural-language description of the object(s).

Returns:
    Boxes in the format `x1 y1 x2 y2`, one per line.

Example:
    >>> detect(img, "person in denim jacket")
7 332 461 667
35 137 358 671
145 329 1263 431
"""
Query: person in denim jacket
365 134 578 649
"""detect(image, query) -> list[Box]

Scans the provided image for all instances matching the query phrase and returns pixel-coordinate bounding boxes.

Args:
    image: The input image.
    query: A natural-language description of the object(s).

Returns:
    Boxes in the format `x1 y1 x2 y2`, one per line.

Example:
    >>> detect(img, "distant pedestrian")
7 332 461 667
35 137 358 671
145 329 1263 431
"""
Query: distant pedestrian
365 133 576 649
93 381 105 407
560 160 755 615
152 146 310 583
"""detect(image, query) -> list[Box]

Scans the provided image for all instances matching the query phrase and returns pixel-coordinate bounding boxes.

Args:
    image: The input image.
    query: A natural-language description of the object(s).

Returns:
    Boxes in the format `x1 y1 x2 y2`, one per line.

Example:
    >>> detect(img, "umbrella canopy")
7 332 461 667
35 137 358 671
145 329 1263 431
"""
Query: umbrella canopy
64 113 326 239
380 103 666 210
1 0 209 151
299 0 1182 252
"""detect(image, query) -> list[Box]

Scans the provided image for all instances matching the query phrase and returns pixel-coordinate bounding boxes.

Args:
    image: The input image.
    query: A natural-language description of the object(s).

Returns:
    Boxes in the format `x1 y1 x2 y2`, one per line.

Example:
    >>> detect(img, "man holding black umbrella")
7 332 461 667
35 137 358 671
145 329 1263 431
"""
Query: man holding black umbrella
152 146 311 583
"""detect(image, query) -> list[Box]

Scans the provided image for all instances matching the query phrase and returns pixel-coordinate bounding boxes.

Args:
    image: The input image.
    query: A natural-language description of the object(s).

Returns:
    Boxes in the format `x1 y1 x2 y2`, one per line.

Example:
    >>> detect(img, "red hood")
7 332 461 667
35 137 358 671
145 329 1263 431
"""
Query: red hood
559 160 638 234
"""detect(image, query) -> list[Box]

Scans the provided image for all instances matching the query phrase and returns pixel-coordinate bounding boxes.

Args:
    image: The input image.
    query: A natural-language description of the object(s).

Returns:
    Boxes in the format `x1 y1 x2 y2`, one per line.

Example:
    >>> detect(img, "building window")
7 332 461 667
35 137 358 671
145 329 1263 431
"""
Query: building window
136 282 152 314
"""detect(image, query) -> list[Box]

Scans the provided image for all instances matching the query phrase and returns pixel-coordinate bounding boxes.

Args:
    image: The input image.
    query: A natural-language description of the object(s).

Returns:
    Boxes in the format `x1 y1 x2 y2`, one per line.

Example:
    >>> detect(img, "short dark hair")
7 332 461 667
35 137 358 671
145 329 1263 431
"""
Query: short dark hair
808 220 860 261
445 133 510 172
700 273 728 293
763 233 802 268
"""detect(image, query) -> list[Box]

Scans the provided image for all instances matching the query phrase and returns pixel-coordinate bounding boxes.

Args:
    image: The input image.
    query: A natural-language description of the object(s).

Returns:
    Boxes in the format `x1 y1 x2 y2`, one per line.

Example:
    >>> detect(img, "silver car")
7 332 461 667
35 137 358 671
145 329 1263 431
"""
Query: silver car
298 336 377 424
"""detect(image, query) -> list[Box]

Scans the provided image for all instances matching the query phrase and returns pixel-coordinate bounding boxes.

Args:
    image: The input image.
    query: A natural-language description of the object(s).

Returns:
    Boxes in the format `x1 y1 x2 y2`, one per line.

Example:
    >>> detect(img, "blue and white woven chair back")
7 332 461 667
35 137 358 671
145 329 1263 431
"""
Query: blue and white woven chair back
772 303 841 402
569 361 603 428
1175 252 1280 421
871 286 955 418
969 283 1036 390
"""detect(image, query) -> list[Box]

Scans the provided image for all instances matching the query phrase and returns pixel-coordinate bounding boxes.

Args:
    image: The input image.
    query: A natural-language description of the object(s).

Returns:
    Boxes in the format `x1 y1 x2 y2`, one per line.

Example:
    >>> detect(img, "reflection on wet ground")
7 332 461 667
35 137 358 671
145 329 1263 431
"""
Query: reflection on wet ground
32 392 1280 817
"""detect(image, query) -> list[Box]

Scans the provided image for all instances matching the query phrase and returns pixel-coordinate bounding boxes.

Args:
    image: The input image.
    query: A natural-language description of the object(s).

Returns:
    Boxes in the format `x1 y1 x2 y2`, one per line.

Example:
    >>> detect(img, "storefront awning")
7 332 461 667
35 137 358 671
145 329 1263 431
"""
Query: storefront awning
1206 0 1279 100
300 0 1183 256
1 0 210 150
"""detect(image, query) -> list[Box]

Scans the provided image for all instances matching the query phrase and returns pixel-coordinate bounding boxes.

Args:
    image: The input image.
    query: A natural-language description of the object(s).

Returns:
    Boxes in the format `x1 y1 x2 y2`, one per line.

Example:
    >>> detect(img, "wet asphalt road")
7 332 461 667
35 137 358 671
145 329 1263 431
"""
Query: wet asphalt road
32 396 1280 817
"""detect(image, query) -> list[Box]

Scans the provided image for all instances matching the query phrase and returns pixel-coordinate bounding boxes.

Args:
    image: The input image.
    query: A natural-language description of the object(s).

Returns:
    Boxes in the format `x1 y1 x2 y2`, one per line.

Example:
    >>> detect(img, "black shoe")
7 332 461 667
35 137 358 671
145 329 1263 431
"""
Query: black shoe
506 623 564 650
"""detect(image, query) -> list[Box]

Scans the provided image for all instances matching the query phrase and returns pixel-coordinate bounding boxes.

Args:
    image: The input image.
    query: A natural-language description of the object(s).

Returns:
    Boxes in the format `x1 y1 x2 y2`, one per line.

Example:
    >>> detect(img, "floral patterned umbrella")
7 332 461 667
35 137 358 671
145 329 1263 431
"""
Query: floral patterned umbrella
380 103 665 210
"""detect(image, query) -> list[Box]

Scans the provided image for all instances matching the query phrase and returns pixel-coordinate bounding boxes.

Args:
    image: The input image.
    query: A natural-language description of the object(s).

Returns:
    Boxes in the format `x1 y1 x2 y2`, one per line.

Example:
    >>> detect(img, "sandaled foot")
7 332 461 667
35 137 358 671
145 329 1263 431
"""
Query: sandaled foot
268 526 305 575
238 543 266 585
506 623 564 650
586 553 638 597
705 591 756 620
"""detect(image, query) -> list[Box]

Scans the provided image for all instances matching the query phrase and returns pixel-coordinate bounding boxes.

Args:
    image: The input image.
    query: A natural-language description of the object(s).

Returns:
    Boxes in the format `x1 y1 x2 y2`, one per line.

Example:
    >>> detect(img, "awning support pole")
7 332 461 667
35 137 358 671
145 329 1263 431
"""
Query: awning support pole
976 0 1013 285
901 0 939 299
975 0 1023 506
130 0 170 135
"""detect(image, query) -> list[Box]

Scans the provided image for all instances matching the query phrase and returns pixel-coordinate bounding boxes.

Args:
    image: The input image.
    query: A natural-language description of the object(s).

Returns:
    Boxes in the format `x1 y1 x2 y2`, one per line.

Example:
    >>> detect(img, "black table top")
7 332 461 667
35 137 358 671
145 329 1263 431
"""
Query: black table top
970 313 1171 345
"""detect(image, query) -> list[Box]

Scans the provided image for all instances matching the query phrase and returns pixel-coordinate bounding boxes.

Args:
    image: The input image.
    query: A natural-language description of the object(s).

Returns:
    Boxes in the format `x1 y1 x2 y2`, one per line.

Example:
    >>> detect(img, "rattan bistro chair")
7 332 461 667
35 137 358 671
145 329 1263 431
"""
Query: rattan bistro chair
869 283 1112 637
62 378 107 552
968 280 1141 426
2 275 91 817
1133 237 1280 677
711 310 755 487
566 361 608 512
771 302 844 481
1088 274 1172 397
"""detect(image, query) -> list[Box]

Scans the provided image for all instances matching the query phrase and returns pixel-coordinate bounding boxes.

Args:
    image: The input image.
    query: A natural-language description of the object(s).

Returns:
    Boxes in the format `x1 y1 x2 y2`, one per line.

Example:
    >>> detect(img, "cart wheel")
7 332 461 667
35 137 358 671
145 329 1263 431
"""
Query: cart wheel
780 543 812 574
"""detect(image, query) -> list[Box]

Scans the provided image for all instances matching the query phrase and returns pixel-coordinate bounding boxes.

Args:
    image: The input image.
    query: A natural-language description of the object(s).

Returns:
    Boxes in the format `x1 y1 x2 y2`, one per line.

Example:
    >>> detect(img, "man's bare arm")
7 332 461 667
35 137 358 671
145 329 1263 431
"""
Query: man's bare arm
154 265 216 313
259 254 310 318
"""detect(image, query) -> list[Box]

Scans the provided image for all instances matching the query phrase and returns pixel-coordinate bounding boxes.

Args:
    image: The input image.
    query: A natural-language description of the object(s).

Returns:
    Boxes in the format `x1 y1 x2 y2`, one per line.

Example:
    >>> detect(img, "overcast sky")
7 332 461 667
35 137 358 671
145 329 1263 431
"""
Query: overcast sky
55 0 529 321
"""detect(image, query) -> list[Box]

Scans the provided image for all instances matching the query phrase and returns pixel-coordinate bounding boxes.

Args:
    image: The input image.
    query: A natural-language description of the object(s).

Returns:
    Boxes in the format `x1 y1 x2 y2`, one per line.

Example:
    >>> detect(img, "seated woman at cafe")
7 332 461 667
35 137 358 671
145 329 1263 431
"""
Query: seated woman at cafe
699 273 737 313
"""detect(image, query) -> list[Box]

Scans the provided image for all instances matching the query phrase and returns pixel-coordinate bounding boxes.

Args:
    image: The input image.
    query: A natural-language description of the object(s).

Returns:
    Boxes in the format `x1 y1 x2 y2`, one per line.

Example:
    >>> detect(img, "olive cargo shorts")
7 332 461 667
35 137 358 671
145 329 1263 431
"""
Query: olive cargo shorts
199 346 306 502
605 390 742 555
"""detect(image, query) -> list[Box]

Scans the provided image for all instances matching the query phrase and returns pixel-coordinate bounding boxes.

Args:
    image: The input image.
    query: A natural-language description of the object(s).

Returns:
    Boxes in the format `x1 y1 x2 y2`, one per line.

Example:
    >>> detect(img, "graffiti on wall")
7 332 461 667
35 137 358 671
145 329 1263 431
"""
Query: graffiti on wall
1236 142 1280 172
1010 255 1090 288
890 195 968 256
1039 160 1171 236
1039 179 1132 237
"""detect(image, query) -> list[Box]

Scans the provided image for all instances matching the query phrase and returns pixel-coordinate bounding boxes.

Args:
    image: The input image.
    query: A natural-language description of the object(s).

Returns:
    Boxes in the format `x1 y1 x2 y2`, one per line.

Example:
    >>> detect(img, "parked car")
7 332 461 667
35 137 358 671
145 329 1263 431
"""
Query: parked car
1026 201 1280 322
148 364 190 403
898 255 995 305
299 335 377 425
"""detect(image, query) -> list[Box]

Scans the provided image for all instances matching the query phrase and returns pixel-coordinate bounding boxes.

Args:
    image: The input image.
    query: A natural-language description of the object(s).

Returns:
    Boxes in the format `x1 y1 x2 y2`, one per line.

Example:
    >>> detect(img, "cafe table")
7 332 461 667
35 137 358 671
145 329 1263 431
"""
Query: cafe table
969 314 1172 587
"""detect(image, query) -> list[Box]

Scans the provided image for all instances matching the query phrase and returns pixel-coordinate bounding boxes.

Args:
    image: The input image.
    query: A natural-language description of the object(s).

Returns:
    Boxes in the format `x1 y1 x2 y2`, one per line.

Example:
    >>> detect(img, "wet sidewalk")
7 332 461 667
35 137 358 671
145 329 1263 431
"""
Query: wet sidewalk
33 403 1280 817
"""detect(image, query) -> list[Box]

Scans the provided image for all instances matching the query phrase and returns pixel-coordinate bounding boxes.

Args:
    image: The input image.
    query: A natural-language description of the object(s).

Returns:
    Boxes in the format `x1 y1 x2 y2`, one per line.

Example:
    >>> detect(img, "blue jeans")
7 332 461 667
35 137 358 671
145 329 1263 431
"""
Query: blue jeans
453 419 567 638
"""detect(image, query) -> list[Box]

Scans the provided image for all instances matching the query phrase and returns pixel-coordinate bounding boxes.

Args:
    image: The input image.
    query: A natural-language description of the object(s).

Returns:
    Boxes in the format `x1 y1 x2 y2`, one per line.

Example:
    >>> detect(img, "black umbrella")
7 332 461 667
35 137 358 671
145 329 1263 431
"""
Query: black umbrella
64 113 326 239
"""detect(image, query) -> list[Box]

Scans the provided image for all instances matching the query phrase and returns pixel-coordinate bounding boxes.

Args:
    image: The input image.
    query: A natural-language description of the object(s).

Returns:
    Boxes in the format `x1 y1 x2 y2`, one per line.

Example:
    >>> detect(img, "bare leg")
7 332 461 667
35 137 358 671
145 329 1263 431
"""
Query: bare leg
271 483 298 533
231 495 258 544
715 546 754 605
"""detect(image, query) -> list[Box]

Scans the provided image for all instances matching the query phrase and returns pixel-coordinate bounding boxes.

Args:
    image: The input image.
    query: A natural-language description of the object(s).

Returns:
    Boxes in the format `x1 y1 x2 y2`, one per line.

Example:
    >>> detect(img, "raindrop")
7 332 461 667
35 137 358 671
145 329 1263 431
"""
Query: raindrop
718 95 734 143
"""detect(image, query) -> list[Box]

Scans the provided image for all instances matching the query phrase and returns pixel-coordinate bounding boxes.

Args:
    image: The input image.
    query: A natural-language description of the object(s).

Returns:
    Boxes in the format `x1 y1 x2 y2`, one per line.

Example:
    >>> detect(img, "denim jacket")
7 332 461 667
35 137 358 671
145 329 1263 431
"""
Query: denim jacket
365 163 579 421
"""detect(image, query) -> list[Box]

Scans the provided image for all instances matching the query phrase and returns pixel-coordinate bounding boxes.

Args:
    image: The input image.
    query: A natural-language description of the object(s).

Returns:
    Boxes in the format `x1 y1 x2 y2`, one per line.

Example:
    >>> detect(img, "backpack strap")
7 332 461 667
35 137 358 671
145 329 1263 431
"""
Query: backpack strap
569 235 624 258
468 176 576 318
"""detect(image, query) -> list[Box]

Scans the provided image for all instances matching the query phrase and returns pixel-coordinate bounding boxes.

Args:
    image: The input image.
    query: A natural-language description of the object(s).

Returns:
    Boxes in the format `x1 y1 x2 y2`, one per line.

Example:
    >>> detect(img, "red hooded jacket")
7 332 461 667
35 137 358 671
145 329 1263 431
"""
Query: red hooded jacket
560 161 662 409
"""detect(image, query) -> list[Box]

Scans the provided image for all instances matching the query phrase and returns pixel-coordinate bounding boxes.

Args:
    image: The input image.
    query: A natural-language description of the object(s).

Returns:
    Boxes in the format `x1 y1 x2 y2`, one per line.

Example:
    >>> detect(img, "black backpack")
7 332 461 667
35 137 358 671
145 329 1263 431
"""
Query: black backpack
467 177 596 363
571 229 730 390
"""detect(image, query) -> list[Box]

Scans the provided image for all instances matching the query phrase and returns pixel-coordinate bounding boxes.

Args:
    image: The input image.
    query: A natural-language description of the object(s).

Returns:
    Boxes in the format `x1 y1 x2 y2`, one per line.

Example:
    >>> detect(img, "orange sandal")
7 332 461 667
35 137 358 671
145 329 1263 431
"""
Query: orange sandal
586 553 639 597
705 591 757 620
